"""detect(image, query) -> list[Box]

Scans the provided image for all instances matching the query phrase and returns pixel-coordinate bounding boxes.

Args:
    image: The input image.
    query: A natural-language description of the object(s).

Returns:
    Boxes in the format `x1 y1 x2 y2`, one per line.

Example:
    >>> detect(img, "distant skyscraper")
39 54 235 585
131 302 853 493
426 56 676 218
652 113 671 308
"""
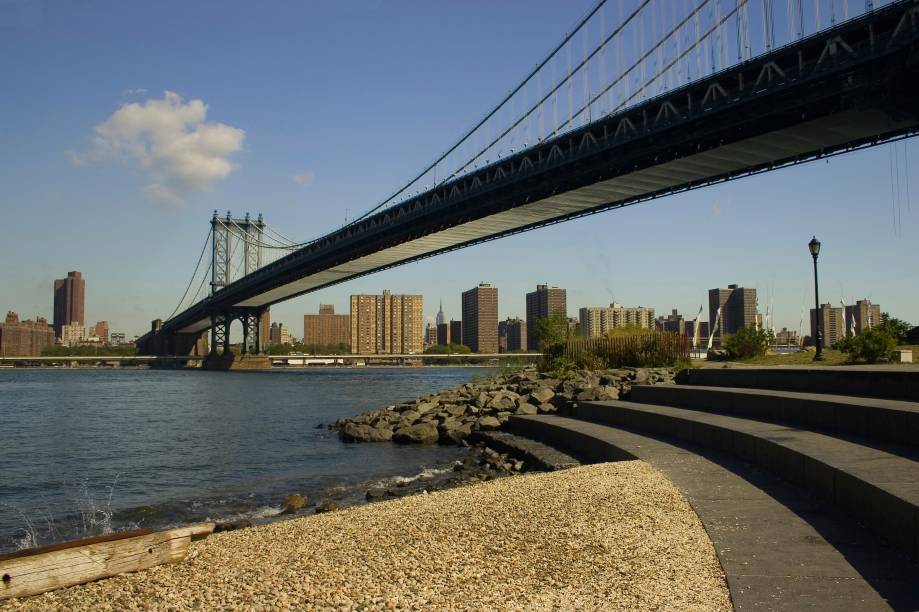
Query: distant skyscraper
436 322 450 346
449 320 463 347
350 291 423 354
269 322 291 346
525 284 567 351
844 299 882 336
436 300 446 327
811 304 845 348
304 305 350 347
708 284 757 346
53 271 85 339
462 282 498 353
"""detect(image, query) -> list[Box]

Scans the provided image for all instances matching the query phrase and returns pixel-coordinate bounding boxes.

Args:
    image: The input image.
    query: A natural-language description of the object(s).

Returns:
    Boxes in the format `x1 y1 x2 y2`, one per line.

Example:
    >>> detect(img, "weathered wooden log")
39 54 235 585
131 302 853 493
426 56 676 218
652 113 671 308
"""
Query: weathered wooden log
0 523 214 600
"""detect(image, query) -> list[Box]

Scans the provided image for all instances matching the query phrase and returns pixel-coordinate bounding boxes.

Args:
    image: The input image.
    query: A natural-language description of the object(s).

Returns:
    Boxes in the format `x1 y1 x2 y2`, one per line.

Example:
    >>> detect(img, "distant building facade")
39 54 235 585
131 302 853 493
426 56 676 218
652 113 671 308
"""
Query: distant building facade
350 291 423 354
708 284 757 346
498 317 527 352
579 303 656 337
462 283 498 353
60 324 87 347
110 332 127 345
775 327 799 346
53 271 85 339
810 304 845 348
525 285 566 351
436 322 450 346
844 299 882 336
0 312 55 356
449 320 463 347
304 305 351 347
424 323 438 348
92 321 109 344
269 322 291 346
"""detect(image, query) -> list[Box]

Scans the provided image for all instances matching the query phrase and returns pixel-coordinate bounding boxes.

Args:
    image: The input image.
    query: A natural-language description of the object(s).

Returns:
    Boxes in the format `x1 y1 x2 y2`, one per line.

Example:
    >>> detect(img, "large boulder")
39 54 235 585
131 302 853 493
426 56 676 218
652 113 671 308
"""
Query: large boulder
515 403 538 415
529 386 555 404
415 401 438 415
393 422 440 444
476 416 501 430
397 409 421 428
440 421 473 444
487 390 520 411
575 385 620 402
473 392 490 408
340 422 393 442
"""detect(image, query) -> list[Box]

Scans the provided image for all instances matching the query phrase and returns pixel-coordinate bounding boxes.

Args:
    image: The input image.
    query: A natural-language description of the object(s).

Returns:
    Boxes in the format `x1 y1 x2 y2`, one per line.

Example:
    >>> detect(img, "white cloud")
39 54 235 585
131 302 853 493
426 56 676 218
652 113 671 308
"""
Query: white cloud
73 91 245 206
292 170 314 186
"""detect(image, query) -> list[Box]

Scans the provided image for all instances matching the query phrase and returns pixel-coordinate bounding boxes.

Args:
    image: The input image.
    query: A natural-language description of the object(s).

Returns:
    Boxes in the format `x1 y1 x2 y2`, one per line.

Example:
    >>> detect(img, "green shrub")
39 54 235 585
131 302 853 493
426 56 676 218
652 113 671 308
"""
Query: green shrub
724 326 773 359
837 327 896 363
542 332 689 370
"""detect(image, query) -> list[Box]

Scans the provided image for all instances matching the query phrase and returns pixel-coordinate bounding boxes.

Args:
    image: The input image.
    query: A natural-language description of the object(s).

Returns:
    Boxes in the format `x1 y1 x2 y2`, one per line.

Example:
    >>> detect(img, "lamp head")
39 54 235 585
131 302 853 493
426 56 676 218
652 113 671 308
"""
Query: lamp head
808 236 821 259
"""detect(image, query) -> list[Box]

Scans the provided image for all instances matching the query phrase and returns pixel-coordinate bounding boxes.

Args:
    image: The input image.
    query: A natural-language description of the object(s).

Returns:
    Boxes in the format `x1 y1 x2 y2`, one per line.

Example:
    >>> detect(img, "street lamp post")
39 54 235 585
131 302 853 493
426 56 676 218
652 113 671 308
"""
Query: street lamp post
808 236 825 361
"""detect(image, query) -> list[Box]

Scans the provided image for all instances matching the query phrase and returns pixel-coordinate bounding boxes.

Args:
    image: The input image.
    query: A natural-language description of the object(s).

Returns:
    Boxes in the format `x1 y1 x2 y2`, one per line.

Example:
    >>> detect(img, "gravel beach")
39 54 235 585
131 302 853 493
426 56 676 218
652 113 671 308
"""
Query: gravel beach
5 462 731 611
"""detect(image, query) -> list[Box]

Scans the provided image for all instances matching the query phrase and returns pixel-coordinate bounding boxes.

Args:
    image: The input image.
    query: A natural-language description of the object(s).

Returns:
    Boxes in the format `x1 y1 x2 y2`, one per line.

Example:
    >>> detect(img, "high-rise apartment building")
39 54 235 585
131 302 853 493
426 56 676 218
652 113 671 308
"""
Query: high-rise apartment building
110 332 127 345
350 291 423 354
462 283 498 353
449 320 463 347
498 317 527 352
811 303 845 348
708 284 757 346
304 304 351 347
53 271 85 339
578 303 656 337
0 312 55 357
525 284 566 351
844 299 882 336
424 323 437 348
260 308 271 352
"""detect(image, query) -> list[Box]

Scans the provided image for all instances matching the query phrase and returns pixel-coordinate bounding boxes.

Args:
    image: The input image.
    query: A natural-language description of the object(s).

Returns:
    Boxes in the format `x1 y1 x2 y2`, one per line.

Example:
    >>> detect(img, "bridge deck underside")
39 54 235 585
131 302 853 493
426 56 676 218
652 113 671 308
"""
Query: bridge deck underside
176 107 908 334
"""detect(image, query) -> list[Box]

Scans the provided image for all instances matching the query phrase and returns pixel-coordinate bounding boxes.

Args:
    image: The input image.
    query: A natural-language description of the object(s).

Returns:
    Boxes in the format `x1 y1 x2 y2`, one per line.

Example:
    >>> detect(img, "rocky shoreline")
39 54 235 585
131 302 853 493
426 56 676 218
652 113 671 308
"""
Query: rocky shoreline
335 366 677 445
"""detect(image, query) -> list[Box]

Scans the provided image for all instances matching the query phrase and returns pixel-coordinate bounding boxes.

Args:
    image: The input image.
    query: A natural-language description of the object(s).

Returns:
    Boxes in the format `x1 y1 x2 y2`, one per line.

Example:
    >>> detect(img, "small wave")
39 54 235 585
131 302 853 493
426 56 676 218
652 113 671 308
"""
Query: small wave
379 463 459 487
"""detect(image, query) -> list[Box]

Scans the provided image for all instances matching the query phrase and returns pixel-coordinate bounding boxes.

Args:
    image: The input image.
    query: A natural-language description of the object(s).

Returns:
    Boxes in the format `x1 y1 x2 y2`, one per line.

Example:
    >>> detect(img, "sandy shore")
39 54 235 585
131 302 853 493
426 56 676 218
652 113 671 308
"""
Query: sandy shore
5 462 731 611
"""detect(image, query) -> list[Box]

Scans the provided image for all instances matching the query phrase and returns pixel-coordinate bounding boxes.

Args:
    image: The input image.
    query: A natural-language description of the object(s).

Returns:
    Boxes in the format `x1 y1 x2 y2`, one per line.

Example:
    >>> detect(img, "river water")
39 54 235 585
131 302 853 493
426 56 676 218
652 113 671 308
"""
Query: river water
0 367 487 552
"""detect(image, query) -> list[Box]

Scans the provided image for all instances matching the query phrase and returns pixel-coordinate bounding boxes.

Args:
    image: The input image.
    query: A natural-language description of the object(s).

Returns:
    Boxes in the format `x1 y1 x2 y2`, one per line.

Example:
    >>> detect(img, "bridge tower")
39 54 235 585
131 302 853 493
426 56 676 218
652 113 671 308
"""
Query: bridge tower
207 210 269 363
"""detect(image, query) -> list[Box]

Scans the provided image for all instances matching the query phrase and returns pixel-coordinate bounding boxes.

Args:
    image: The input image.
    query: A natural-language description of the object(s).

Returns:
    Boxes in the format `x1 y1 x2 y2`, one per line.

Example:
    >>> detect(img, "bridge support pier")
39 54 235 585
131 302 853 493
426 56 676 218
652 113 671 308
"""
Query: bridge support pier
202 307 271 371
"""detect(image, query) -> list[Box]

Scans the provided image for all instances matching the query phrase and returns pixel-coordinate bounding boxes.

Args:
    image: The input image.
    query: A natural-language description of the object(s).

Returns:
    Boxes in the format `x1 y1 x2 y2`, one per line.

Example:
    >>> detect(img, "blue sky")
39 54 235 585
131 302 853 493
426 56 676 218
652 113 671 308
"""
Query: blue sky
1 0 916 338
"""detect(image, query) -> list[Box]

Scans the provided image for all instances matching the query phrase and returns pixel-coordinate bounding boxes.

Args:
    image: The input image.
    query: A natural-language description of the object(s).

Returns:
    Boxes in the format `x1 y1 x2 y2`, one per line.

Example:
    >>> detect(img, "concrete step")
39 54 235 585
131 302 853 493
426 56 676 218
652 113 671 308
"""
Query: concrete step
561 400 919 564
508 414 919 611
629 384 919 449
676 366 919 401
467 430 580 471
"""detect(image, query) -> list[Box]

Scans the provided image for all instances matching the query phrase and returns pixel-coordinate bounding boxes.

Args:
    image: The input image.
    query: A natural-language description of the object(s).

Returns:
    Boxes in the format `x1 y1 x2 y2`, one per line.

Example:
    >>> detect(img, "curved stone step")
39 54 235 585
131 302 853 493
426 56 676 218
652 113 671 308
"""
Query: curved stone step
629 384 919 448
508 414 919 610
562 400 919 563
675 366 919 401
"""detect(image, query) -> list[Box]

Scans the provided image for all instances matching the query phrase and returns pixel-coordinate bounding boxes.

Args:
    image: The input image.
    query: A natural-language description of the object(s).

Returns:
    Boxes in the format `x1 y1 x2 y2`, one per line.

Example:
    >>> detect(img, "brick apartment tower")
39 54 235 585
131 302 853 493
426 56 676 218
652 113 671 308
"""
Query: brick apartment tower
304 304 351 347
349 291 423 354
525 284 567 351
462 283 498 353
708 284 757 346
53 271 85 339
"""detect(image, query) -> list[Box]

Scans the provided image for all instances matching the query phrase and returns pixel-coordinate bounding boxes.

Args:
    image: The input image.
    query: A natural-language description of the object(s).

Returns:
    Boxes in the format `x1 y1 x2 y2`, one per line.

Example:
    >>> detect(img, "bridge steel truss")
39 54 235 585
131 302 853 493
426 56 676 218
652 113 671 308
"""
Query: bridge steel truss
139 1 919 355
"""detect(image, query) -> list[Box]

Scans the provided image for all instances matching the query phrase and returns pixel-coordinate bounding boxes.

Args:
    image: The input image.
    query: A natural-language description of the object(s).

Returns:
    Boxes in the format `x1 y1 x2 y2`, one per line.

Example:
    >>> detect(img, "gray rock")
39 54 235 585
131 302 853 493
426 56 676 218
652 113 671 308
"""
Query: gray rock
487 390 520 411
339 422 393 443
515 402 538 415
537 403 557 413
477 416 501 430
315 500 344 514
415 401 437 415
393 421 440 444
529 386 555 404
281 493 308 514
398 409 421 428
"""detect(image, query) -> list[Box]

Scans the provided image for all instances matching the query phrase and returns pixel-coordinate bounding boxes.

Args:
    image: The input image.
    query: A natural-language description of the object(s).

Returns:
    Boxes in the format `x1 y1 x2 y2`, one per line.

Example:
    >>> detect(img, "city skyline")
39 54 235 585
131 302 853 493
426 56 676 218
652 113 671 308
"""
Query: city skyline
1 2 916 336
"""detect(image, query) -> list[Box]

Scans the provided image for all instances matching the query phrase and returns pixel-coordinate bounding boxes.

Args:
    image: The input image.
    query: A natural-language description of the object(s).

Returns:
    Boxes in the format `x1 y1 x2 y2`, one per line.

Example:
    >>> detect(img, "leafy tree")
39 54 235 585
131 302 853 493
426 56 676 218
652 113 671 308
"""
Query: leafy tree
536 313 575 374
424 343 471 355
605 325 648 337
724 326 773 359
879 313 911 345
837 327 896 363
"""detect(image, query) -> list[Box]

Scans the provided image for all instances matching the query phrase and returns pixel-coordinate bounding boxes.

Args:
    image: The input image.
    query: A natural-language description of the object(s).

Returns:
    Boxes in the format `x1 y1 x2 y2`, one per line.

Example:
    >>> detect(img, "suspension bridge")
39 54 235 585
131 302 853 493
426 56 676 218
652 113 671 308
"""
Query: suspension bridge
137 0 919 364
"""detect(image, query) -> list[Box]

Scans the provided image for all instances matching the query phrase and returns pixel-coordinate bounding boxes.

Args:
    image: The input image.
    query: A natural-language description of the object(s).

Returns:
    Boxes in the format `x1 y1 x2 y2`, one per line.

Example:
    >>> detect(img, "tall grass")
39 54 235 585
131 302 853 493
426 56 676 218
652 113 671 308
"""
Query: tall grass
543 333 690 370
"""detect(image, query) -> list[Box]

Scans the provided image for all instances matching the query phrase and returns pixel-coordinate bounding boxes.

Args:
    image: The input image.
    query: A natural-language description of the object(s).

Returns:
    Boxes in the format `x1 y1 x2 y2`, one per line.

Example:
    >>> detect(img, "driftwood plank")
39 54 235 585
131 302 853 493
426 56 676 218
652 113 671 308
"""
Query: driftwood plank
0 523 215 600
